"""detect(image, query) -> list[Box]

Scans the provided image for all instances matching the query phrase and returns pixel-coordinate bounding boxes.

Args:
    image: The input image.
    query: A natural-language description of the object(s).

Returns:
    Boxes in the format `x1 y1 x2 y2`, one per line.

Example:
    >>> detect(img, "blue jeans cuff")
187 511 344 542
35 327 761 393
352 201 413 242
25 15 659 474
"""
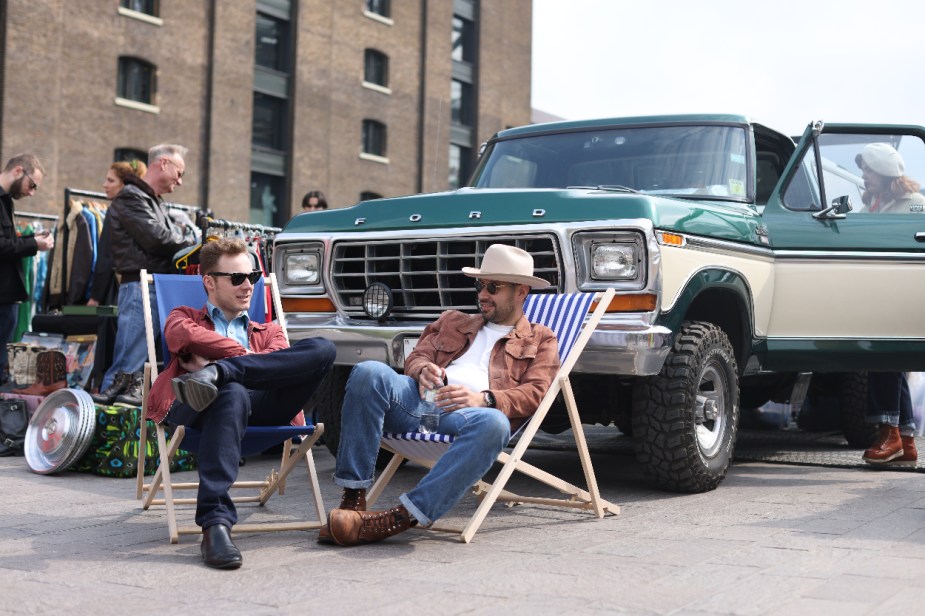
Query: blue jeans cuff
399 493 431 527
332 474 375 490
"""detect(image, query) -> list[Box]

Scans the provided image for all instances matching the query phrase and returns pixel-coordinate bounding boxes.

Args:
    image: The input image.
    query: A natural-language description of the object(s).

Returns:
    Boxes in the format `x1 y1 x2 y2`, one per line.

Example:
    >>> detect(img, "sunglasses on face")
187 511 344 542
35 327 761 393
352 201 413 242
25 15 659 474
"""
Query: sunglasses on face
209 271 262 286
23 171 37 191
474 280 513 294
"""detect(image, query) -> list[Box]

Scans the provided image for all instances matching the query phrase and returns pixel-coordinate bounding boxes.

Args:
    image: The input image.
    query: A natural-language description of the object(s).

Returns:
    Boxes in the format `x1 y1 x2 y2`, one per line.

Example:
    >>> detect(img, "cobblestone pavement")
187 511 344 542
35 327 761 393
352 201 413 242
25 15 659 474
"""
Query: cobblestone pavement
2 435 924 615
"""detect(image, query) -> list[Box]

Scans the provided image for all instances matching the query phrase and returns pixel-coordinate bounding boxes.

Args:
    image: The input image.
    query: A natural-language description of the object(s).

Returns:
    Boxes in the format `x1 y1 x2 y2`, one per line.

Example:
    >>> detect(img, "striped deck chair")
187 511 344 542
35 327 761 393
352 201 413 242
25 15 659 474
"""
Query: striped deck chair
367 288 620 543
135 271 326 543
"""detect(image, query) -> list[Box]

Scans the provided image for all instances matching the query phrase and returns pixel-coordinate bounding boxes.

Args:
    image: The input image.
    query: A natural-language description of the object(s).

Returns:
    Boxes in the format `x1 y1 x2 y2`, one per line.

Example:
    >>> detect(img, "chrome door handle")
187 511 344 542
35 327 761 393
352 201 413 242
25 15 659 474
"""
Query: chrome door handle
916 232 925 242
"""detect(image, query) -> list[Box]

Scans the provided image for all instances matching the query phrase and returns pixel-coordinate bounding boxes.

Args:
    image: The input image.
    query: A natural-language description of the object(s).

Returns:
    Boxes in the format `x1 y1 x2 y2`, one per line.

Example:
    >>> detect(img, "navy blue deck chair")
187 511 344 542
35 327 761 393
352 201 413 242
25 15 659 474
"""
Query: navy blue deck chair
136 270 326 543
368 289 621 543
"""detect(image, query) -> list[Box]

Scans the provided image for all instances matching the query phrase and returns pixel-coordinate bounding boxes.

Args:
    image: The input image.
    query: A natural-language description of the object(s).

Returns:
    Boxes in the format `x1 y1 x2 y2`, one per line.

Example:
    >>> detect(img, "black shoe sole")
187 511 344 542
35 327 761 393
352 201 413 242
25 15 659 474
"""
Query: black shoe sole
202 556 243 570
172 377 218 412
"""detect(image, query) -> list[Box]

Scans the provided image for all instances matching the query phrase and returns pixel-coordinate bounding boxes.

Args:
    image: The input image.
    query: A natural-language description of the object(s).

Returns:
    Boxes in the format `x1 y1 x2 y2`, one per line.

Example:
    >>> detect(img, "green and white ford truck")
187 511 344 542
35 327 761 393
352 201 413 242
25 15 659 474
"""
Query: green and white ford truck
273 114 925 492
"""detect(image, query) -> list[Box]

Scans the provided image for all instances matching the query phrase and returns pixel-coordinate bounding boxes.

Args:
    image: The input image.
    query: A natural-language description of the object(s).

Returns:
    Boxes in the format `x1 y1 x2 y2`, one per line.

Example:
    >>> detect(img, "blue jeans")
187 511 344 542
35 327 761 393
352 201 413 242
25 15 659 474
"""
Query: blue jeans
334 361 511 526
165 337 336 529
0 303 18 383
866 372 916 434
101 281 158 391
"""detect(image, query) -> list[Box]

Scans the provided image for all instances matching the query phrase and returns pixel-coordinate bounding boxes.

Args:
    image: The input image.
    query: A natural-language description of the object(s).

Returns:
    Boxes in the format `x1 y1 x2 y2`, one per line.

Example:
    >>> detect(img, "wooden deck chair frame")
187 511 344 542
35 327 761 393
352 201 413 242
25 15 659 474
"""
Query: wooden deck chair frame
367 288 620 543
134 270 326 543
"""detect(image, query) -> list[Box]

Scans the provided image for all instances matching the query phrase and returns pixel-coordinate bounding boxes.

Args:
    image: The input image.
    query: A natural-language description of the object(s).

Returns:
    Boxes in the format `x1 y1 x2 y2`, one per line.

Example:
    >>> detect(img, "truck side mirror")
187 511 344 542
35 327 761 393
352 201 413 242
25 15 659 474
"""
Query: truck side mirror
812 195 852 220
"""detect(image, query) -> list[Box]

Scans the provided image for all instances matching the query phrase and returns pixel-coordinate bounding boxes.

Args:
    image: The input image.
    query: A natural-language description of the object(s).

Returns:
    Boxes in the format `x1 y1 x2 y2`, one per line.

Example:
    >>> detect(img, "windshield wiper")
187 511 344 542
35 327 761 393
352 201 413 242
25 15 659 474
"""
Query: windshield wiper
566 184 640 194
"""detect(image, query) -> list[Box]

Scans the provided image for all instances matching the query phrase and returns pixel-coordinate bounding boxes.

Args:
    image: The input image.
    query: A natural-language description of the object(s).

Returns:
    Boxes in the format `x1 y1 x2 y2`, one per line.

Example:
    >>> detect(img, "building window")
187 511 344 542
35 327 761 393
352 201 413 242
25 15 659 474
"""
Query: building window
449 144 471 190
365 0 390 18
117 57 156 104
362 120 387 157
360 191 383 201
364 49 389 88
452 15 475 63
450 80 473 126
252 93 286 151
250 172 284 228
255 12 289 72
120 0 158 17
114 148 148 164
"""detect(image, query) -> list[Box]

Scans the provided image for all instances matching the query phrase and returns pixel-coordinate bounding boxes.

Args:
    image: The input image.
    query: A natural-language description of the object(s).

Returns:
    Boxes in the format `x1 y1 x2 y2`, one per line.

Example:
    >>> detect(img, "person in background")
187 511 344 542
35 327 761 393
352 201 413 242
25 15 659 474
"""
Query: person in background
88 160 147 307
863 373 918 466
855 143 925 213
94 145 196 404
0 154 55 384
301 190 328 212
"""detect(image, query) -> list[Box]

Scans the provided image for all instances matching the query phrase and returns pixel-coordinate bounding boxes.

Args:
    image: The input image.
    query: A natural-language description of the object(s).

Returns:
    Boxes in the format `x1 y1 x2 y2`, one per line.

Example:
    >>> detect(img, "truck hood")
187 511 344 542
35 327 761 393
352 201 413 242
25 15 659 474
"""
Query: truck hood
281 188 762 243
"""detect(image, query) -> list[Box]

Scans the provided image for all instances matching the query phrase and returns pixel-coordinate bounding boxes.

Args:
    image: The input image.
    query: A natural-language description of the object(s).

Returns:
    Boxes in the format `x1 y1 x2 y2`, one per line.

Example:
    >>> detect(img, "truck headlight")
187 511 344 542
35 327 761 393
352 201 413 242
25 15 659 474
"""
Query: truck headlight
284 252 320 285
591 244 637 279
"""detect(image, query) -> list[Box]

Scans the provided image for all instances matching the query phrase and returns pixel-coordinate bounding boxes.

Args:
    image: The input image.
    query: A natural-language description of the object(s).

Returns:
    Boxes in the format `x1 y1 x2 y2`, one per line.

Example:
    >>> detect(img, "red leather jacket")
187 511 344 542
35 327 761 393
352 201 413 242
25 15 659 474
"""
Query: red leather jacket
147 305 288 423
404 310 559 430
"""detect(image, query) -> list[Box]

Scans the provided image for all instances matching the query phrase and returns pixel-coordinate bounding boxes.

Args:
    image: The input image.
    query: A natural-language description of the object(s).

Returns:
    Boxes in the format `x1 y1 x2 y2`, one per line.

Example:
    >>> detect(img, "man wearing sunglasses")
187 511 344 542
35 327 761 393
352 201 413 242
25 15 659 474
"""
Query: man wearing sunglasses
147 238 335 569
322 244 560 547
98 143 199 403
0 154 54 384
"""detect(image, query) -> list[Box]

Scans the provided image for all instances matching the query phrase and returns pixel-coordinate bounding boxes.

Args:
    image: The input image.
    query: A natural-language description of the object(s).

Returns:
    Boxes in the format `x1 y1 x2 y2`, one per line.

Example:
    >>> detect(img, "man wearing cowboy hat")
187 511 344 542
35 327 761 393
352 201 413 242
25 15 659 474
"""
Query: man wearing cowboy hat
322 244 560 546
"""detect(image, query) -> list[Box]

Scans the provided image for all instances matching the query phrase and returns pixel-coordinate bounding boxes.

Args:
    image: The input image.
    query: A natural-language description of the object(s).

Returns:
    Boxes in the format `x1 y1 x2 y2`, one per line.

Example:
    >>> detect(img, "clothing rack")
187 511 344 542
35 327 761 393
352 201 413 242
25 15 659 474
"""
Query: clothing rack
202 217 282 234
55 188 202 310
13 211 60 222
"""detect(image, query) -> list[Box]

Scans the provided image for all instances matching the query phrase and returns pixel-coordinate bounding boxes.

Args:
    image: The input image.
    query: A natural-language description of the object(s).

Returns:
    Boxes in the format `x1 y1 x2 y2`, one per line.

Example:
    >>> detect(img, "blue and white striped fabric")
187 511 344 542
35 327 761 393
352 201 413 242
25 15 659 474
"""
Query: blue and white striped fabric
382 292 597 449
523 292 596 362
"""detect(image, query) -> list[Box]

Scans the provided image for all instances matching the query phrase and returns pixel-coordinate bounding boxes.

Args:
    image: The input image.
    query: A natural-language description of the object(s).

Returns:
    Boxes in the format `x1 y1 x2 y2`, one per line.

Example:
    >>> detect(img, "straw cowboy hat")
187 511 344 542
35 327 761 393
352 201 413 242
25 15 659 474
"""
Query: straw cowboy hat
856 143 905 178
461 244 551 288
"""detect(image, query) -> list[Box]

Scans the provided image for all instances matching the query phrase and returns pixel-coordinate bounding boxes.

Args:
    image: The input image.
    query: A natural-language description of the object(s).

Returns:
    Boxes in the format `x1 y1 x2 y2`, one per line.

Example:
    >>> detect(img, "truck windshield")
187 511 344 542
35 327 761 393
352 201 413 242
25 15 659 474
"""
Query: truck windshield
471 124 749 201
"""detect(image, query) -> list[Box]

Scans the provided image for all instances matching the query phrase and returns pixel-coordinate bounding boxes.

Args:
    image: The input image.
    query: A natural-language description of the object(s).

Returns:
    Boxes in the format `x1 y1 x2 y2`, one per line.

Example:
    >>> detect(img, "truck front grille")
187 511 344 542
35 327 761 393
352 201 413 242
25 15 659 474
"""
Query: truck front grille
331 235 561 319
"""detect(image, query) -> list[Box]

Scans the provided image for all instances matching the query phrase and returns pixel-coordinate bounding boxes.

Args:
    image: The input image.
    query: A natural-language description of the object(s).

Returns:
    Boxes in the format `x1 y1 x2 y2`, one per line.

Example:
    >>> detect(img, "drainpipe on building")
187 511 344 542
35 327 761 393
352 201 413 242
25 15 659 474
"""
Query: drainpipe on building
415 0 428 194
201 0 216 211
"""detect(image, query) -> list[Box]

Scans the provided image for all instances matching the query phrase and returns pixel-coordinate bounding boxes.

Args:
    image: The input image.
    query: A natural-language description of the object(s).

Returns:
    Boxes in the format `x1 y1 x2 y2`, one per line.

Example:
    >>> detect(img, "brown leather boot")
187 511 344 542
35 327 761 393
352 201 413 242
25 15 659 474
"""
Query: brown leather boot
863 424 903 464
15 350 67 396
327 504 417 547
318 488 367 543
892 435 919 466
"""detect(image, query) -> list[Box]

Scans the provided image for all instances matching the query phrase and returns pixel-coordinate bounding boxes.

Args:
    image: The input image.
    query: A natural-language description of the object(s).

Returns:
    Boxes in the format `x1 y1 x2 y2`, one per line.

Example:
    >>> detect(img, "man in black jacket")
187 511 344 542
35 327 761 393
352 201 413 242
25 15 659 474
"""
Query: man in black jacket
96 144 196 399
0 154 55 384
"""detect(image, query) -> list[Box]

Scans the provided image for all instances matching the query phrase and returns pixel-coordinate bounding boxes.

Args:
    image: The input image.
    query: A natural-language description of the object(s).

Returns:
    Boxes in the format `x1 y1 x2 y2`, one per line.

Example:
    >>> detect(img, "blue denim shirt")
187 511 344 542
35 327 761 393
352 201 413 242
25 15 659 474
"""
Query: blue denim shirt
206 302 250 350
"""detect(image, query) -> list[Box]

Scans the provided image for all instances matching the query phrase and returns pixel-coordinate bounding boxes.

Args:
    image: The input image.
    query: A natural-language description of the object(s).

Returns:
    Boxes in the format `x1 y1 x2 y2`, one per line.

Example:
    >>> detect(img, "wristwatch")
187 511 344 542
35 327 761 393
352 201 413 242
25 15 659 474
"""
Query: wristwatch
482 390 496 408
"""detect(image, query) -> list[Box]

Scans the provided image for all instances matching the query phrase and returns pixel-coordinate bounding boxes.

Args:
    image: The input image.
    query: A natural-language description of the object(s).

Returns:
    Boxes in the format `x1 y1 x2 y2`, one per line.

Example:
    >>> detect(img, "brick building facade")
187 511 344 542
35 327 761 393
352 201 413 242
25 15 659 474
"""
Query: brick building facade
0 0 532 226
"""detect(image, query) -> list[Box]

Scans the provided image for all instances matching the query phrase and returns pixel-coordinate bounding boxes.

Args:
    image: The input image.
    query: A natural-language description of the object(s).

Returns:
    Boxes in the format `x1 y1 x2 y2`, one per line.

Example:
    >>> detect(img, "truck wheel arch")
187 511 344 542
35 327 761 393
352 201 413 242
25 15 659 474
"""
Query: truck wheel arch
657 269 755 373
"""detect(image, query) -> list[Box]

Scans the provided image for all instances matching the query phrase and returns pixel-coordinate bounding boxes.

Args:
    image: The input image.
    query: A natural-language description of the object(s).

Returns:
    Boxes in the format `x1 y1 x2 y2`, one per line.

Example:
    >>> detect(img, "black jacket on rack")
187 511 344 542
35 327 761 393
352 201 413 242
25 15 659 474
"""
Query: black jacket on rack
108 175 195 278
0 188 40 303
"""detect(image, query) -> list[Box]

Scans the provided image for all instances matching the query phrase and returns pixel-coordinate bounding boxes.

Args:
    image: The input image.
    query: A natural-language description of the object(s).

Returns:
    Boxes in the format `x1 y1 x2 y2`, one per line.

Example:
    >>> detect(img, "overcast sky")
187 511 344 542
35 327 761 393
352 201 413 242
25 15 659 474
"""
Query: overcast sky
532 0 925 136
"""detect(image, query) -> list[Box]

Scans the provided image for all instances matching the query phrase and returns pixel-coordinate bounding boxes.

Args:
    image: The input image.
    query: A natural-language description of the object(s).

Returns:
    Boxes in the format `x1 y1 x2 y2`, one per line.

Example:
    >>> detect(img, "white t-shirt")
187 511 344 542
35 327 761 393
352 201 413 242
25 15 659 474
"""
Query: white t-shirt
443 322 513 393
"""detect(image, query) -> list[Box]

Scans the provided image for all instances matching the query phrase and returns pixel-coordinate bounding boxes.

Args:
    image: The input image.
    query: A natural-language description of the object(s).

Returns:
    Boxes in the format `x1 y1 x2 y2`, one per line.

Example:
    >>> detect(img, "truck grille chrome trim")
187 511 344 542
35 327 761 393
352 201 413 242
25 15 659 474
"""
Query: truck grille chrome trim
331 235 561 319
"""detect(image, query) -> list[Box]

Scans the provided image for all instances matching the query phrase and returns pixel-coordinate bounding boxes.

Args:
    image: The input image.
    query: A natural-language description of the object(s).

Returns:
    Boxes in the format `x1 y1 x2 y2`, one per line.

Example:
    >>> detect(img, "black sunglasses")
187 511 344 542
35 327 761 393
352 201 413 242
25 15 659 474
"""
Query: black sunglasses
474 280 513 294
209 271 262 286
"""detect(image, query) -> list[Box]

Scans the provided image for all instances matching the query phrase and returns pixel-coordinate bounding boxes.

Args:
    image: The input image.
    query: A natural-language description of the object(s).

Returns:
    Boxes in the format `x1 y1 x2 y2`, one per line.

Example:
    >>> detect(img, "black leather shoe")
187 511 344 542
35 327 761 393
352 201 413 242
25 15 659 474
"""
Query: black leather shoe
172 364 222 412
115 371 144 406
91 371 131 405
201 524 242 570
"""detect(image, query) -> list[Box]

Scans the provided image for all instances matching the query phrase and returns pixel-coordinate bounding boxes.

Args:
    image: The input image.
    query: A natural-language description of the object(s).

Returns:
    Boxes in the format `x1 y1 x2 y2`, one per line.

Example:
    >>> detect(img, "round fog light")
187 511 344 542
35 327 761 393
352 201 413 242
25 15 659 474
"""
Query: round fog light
363 283 393 321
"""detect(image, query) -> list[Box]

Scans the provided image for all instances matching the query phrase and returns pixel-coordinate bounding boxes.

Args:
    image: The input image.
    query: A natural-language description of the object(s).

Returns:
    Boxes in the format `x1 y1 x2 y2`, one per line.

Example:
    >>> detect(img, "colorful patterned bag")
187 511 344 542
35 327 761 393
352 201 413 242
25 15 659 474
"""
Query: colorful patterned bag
75 405 196 477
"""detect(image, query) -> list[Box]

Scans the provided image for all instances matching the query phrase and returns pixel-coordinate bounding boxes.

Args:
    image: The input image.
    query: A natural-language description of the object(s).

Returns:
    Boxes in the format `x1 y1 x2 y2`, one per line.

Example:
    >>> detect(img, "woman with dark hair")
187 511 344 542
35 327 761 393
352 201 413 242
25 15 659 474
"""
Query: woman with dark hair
301 190 328 211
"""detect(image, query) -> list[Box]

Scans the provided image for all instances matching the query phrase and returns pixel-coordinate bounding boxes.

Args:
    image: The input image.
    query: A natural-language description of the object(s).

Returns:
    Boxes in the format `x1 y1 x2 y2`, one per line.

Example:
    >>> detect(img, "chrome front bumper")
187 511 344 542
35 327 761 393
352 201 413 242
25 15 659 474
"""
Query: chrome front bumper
284 313 673 376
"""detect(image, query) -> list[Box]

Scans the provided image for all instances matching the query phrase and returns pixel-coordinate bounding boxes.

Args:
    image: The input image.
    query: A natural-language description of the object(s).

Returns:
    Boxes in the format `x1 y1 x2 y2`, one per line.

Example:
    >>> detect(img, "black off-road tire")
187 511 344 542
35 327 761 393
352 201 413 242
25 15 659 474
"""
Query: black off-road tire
631 321 739 493
307 365 350 458
838 372 877 448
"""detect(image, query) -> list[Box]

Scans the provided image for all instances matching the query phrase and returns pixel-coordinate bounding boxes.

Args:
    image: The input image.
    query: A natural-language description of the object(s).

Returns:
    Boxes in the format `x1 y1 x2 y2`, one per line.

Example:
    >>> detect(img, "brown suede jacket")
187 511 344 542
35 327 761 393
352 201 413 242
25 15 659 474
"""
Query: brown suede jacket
147 305 288 423
404 310 559 430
